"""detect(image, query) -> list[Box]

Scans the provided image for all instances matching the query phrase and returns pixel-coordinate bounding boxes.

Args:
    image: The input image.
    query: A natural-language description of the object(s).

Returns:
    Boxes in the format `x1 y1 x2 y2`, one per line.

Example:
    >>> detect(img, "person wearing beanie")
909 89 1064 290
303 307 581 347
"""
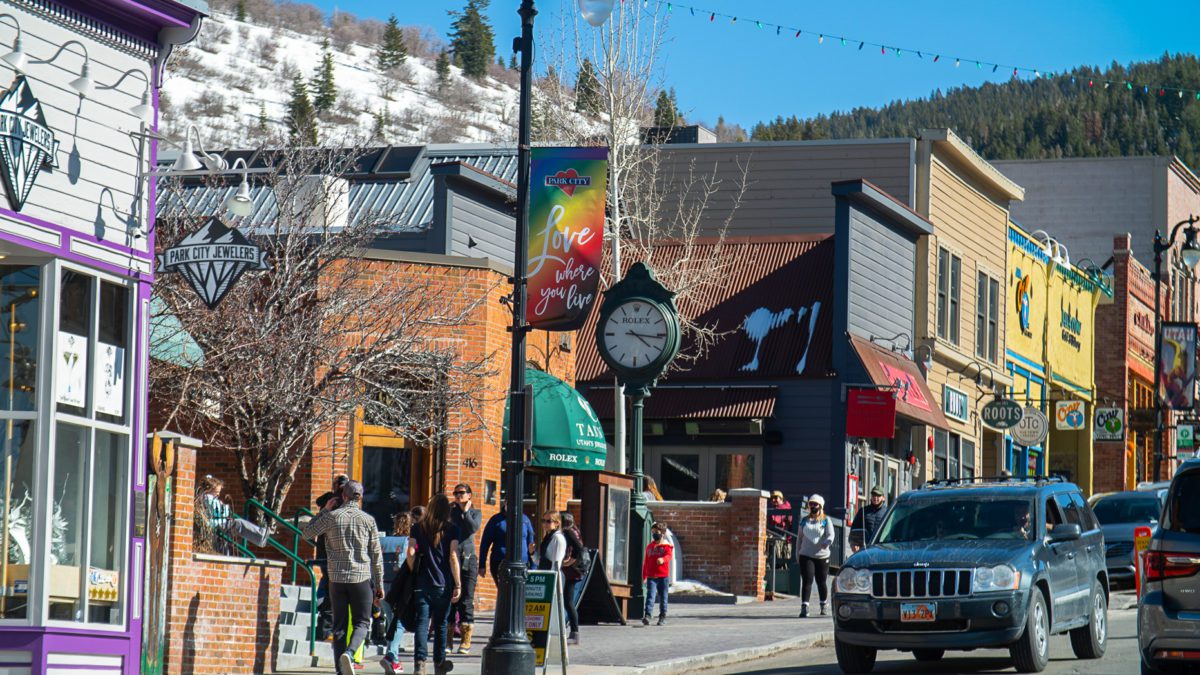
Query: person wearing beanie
796 493 834 618
849 486 888 551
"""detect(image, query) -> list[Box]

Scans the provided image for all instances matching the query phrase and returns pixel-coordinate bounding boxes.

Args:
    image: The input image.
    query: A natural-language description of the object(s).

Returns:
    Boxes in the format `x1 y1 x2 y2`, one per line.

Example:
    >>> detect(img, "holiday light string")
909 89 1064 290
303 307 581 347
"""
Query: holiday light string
656 1 1200 101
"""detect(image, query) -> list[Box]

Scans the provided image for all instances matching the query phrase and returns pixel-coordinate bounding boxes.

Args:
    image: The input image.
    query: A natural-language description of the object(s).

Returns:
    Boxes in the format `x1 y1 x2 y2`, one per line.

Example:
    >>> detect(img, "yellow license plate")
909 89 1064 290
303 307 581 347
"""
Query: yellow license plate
900 602 936 622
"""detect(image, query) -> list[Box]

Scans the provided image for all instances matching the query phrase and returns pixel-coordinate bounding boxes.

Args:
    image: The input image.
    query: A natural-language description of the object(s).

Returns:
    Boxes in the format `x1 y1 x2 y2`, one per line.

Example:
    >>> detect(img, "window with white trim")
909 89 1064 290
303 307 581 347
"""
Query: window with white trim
976 271 1000 363
937 247 961 345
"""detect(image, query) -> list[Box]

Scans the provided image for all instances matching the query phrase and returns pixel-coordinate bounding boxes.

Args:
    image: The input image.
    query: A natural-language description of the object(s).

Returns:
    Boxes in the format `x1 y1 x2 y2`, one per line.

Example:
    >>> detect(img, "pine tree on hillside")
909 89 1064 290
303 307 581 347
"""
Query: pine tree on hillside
377 14 408 71
654 89 679 127
448 0 495 80
312 39 337 113
257 101 268 132
435 49 451 92
575 59 600 115
509 55 518 71
236 0 247 22
287 75 318 145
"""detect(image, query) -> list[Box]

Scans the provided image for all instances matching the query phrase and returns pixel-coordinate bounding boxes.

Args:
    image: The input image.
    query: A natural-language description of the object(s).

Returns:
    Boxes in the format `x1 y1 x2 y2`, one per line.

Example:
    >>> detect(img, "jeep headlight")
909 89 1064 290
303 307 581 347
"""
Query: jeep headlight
972 564 1020 593
836 567 872 594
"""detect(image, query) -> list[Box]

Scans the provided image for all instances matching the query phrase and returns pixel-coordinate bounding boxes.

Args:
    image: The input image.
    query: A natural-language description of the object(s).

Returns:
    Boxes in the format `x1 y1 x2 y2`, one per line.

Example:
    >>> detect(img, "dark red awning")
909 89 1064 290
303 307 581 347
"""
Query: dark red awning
848 335 949 430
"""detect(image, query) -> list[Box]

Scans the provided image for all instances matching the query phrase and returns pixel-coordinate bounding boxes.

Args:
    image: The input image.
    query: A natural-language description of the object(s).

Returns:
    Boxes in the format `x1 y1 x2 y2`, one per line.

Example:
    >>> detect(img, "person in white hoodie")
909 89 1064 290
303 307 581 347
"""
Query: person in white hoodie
796 493 834 618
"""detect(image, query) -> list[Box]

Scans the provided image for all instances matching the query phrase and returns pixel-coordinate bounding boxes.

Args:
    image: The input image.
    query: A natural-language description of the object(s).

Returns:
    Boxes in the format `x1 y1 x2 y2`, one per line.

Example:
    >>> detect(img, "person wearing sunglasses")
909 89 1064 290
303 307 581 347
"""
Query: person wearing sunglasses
797 494 835 618
448 483 482 655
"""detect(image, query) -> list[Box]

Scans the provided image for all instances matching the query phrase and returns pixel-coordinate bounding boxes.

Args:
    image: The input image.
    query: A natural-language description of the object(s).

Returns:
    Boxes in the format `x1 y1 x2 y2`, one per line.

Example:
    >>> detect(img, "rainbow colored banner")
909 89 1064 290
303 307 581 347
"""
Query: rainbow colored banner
526 147 608 331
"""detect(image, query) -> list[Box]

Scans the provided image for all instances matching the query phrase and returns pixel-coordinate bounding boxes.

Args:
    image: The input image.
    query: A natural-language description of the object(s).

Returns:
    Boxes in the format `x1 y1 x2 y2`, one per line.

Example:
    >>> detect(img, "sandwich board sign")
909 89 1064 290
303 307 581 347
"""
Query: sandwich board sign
525 570 568 673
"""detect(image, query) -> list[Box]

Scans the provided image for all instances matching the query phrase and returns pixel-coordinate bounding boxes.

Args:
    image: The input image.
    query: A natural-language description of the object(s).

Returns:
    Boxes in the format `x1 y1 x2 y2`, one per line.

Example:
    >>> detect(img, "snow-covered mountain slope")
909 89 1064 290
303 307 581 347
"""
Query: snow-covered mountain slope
159 10 522 148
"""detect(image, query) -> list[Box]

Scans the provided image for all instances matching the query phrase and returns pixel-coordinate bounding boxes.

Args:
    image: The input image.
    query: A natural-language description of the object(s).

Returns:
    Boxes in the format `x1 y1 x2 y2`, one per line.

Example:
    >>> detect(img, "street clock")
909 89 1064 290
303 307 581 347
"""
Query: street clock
595 263 681 388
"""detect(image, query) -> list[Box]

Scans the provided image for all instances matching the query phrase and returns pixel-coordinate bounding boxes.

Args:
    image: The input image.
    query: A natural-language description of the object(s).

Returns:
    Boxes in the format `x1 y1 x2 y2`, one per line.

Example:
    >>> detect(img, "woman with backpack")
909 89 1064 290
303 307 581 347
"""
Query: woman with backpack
797 494 834 618
538 510 584 645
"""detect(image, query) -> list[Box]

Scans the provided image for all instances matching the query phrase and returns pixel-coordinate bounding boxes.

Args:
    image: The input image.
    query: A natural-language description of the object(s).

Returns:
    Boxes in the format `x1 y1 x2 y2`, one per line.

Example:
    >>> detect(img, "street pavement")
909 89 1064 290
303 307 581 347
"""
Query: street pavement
705 607 1141 675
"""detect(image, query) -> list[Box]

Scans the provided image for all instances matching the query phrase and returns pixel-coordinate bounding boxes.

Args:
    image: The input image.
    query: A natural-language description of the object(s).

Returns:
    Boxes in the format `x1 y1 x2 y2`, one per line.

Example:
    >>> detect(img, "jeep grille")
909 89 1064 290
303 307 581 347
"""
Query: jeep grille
871 568 973 598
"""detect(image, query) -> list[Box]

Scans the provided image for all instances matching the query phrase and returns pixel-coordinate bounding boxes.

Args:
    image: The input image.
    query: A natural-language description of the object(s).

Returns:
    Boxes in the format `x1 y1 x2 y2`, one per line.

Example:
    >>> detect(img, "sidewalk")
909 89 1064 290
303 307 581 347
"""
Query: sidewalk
277 597 832 674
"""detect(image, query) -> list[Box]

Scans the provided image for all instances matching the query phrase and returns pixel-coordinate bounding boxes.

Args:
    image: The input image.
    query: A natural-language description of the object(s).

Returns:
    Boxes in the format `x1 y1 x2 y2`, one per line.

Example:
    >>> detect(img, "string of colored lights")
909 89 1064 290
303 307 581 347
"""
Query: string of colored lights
653 1 1200 101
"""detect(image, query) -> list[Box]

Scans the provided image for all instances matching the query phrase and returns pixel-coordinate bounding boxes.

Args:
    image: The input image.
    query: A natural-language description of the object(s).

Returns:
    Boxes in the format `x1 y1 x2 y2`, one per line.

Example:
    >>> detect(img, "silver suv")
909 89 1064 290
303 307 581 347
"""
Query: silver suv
1138 459 1200 674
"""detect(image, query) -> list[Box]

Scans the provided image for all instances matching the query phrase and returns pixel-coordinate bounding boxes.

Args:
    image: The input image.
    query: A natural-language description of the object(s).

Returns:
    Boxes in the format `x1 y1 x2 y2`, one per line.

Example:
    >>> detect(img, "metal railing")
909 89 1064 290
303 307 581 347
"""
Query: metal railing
243 498 320 659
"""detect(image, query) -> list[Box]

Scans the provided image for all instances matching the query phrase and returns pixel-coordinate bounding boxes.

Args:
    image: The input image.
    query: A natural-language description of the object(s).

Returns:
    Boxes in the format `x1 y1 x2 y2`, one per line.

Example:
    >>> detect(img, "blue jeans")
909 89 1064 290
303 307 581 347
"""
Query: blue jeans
380 599 405 660
645 577 669 618
413 584 453 664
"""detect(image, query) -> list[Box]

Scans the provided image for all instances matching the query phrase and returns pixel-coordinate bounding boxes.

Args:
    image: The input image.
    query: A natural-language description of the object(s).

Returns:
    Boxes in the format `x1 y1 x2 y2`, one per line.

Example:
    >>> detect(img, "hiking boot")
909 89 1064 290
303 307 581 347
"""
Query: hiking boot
433 659 454 675
799 603 809 618
412 662 426 675
337 653 355 675
656 615 666 626
820 602 828 616
455 624 473 654
641 615 650 626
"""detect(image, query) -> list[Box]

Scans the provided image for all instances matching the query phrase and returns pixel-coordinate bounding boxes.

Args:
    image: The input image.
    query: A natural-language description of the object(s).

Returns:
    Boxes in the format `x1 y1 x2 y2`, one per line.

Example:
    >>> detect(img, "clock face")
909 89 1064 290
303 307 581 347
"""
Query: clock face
602 299 670 370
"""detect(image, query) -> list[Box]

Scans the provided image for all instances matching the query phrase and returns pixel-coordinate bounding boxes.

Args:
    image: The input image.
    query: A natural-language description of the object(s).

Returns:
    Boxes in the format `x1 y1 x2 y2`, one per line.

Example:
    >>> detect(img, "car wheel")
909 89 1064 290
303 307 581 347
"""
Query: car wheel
1069 580 1107 659
912 649 944 662
1010 588 1050 673
1140 659 1160 675
834 637 876 674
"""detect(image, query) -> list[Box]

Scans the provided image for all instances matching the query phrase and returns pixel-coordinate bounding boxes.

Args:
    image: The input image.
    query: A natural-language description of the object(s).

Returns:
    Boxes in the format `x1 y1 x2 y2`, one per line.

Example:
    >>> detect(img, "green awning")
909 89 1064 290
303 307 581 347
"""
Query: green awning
504 368 607 471
149 296 204 367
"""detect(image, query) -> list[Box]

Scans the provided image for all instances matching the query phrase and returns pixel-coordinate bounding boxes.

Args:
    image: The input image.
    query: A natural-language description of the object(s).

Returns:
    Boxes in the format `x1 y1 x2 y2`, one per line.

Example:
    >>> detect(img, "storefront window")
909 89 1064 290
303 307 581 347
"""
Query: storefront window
606 487 629 584
96 282 129 425
0 266 40 412
0 420 35 619
88 431 126 625
659 454 699 500
49 423 87 621
715 453 755 492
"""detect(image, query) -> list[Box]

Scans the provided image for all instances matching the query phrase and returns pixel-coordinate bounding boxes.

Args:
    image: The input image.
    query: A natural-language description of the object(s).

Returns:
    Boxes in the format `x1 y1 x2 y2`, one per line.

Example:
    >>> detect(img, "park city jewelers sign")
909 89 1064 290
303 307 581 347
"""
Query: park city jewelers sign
526 147 607 331
0 76 59 211
157 216 269 309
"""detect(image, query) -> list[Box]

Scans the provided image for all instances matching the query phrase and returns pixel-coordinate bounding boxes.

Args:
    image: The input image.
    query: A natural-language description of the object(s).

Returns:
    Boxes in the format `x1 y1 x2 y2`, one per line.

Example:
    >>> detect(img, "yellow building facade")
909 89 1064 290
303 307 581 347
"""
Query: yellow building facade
1005 224 1109 494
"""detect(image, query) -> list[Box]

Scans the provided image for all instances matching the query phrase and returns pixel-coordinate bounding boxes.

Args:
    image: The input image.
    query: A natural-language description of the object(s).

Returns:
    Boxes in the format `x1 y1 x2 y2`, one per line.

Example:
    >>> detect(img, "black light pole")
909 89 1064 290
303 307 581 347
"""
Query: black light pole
1152 215 1200 483
480 2 538 673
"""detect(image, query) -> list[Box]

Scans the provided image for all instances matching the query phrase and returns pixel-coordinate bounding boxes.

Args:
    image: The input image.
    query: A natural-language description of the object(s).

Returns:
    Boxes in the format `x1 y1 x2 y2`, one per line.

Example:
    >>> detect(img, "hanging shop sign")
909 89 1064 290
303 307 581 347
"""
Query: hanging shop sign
846 387 897 438
1011 407 1049 447
942 385 969 422
981 398 1023 430
1158 322 1197 410
1178 424 1194 459
157 216 269 309
526 147 607 331
0 76 59 211
1094 407 1125 441
1055 400 1086 431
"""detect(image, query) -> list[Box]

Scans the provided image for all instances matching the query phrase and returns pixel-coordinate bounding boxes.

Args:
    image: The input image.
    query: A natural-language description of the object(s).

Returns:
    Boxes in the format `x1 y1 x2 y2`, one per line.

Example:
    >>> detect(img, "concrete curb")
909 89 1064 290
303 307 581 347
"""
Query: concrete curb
635 629 834 674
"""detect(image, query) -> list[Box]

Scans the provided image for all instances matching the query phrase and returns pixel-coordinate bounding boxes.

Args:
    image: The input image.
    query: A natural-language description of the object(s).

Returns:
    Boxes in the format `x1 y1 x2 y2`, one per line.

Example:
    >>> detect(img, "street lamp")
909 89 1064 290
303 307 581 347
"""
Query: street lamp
1152 215 1200 482
481 1 614 673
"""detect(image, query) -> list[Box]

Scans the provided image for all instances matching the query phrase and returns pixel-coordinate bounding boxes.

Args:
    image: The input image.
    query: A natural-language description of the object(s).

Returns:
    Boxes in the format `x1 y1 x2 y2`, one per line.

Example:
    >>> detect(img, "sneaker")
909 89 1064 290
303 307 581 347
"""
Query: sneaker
337 653 355 675
820 602 829 616
433 659 454 675
656 616 666 626
568 631 579 645
381 657 403 674
799 604 809 618
641 616 649 626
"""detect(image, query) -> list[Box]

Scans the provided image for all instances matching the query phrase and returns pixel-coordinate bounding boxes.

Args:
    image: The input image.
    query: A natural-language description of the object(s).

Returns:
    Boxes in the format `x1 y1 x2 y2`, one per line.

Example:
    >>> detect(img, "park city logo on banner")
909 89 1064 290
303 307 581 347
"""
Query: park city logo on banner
0 76 59 211
526 147 607 331
157 216 269 309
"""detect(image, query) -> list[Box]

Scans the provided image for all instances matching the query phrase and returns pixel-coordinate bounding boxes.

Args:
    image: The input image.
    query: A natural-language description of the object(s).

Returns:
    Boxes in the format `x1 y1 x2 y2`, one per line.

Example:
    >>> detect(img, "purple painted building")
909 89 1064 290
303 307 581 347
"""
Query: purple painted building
0 1 206 674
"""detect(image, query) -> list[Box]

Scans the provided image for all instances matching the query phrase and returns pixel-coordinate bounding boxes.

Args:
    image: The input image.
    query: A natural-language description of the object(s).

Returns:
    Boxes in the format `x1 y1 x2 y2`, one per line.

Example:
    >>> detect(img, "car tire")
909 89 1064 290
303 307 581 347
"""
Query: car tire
1010 589 1050 673
912 649 944 662
1069 580 1107 659
834 637 876 674
1140 659 1160 675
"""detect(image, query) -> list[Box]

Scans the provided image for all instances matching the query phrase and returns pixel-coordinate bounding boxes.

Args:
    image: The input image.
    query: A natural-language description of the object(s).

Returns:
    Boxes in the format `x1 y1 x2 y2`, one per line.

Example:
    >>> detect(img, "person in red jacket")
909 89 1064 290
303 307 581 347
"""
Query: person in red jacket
641 522 674 626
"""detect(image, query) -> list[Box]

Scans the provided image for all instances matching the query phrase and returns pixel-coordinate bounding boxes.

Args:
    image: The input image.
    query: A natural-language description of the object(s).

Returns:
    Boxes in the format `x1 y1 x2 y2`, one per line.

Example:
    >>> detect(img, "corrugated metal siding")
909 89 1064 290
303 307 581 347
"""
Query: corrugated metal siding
585 386 777 419
578 237 835 383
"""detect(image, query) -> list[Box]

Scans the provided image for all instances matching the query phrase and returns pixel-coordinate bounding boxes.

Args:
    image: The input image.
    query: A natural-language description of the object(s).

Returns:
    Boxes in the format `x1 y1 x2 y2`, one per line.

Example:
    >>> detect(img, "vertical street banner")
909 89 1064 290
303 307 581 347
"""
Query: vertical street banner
526 147 608 331
1159 322 1198 410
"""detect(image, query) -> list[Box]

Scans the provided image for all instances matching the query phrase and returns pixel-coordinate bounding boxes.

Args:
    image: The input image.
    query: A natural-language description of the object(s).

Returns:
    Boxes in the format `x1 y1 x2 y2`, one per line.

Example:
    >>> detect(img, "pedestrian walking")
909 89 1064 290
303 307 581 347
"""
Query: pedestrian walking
448 484 482 655
849 486 888 551
641 522 673 626
301 480 384 675
561 512 587 608
478 500 536 582
379 512 412 674
314 474 349 634
407 495 462 675
538 510 583 645
797 494 834 618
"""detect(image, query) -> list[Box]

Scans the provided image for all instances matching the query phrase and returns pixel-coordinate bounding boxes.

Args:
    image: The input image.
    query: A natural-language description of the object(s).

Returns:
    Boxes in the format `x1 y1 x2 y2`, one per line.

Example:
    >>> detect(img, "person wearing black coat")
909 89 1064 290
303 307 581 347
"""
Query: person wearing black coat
849 486 888 550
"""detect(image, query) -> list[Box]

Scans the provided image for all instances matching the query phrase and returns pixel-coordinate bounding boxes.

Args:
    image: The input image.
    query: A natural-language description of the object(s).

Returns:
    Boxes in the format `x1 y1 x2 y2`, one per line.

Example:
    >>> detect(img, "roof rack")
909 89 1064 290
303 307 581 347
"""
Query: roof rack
921 475 1065 489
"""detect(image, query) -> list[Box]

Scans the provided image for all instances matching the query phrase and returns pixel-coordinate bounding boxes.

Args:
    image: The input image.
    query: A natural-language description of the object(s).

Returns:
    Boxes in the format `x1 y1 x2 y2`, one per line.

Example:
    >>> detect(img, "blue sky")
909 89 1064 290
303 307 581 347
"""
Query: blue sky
314 1 1200 130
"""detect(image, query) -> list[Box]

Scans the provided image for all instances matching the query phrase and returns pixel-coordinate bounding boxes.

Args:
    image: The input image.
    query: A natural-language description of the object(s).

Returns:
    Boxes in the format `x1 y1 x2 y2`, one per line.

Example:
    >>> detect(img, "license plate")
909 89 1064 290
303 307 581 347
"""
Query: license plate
900 601 936 622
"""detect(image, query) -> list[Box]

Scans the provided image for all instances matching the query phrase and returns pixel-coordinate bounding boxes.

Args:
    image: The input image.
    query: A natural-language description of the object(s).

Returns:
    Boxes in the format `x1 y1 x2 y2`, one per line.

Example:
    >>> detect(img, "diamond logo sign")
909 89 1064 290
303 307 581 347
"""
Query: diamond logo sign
157 217 269 309
0 75 59 211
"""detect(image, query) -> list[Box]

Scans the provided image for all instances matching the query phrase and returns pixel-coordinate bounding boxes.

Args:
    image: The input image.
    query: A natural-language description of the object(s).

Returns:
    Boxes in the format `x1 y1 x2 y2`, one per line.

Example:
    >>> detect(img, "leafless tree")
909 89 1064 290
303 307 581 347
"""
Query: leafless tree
535 1 750 366
150 144 494 518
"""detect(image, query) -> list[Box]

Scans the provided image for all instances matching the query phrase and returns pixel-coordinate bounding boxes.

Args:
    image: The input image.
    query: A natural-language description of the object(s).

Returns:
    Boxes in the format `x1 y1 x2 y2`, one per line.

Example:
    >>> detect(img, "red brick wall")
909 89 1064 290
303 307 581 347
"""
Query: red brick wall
1094 235 1134 493
647 489 767 599
164 444 284 675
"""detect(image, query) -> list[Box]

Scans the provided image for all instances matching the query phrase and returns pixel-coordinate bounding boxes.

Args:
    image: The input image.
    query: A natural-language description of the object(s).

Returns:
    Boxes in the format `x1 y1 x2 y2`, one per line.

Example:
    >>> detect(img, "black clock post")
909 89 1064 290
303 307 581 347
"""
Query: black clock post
594 263 681 619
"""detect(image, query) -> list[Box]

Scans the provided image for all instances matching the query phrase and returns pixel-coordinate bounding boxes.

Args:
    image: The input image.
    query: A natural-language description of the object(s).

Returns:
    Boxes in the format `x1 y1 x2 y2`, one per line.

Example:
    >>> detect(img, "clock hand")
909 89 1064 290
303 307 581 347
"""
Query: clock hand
625 330 654 348
628 331 666 340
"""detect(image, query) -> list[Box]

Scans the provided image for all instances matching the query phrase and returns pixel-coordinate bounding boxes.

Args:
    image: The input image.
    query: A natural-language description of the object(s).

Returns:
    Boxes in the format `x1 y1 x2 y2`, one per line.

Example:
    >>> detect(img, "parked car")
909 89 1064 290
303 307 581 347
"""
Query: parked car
832 477 1108 674
1089 490 1167 587
1138 458 1200 675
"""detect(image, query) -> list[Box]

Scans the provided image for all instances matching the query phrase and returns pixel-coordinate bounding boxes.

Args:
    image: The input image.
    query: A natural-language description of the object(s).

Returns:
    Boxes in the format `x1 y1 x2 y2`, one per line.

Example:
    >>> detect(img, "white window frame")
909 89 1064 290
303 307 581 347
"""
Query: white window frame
646 446 763 500
937 247 962 345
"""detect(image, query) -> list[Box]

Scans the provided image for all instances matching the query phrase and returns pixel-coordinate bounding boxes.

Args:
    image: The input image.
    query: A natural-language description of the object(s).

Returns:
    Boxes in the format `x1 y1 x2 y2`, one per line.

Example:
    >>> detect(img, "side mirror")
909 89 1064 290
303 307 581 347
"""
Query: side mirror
1048 523 1081 542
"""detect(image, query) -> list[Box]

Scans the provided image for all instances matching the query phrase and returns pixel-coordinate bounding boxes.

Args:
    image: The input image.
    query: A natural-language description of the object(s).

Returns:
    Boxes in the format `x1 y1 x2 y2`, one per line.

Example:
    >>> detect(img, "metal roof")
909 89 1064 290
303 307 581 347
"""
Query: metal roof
156 144 518 232
577 236 836 385
585 386 778 420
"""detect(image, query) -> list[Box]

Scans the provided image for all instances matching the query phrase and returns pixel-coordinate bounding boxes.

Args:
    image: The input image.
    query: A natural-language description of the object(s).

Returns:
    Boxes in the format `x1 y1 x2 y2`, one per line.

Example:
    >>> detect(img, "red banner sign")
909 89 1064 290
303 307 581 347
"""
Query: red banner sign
525 147 607 331
846 387 897 438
